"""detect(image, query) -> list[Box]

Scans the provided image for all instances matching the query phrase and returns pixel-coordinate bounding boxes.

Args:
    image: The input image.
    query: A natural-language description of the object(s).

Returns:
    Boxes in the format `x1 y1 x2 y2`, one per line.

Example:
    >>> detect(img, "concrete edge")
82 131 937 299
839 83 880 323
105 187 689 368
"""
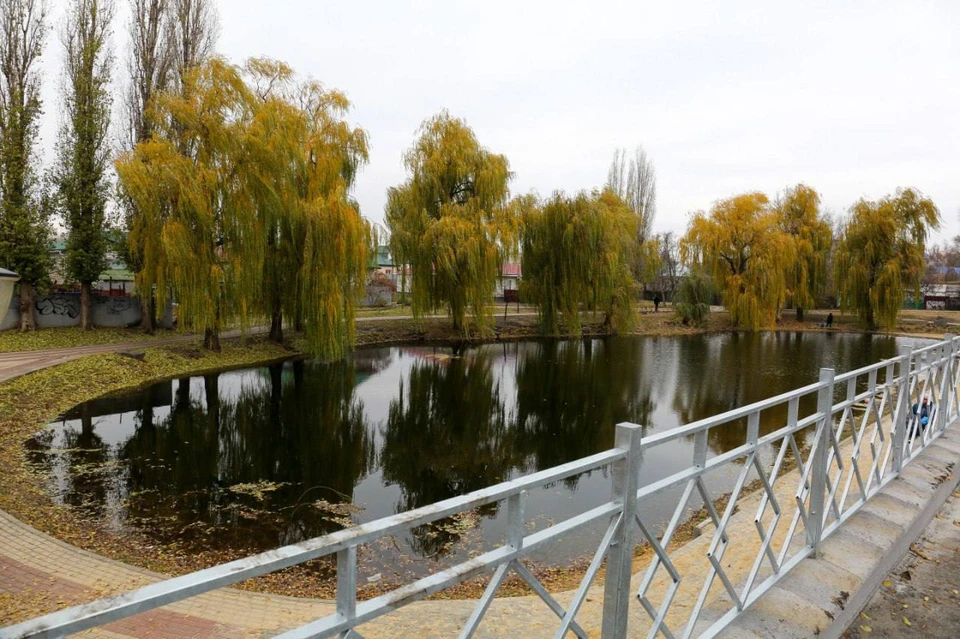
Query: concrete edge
822 429 960 639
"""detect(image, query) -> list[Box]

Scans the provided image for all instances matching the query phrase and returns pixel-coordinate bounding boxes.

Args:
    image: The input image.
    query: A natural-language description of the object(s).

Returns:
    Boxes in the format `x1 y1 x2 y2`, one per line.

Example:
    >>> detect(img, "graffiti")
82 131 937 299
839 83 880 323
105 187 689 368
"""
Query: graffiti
100 296 134 315
35 296 80 318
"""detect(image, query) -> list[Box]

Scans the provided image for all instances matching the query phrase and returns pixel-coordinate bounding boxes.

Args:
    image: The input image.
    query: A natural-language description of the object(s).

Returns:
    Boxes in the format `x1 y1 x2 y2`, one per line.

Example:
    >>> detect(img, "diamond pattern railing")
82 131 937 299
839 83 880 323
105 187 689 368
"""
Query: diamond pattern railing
4 335 959 639
630 336 960 638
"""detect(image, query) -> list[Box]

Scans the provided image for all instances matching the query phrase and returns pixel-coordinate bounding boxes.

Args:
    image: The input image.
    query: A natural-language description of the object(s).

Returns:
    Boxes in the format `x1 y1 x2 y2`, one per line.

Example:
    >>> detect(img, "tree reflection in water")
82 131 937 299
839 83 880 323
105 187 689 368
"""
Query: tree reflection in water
511 338 653 476
33 332 919 568
119 357 376 553
380 351 509 556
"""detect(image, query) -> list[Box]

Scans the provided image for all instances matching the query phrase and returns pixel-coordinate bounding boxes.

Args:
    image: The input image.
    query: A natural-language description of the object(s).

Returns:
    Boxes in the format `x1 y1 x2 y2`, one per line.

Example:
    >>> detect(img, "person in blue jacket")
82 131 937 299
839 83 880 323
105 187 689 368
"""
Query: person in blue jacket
912 396 933 430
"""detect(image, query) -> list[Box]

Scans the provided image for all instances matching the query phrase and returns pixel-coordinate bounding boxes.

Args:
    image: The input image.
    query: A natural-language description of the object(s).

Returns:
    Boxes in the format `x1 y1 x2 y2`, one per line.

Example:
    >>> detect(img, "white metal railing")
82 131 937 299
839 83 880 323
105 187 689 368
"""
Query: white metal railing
3 334 959 639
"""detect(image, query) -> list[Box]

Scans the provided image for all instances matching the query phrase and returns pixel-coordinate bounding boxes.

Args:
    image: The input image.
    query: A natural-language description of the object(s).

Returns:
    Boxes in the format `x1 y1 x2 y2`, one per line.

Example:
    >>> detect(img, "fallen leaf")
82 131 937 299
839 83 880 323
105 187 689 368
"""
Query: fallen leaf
860 626 872 633
903 616 912 627
882 579 893 588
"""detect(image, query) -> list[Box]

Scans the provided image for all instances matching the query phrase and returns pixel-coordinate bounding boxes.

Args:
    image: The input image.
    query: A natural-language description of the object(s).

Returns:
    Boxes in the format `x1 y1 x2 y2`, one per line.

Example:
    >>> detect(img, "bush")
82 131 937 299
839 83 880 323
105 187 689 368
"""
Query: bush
675 272 714 326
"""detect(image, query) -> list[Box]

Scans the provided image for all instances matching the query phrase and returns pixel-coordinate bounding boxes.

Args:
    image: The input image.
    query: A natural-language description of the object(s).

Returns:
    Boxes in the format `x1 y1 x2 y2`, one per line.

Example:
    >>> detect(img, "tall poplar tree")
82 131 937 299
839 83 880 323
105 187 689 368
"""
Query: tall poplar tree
386 111 516 335
120 0 171 332
56 0 116 330
0 0 50 331
167 0 218 87
834 188 940 330
606 146 658 283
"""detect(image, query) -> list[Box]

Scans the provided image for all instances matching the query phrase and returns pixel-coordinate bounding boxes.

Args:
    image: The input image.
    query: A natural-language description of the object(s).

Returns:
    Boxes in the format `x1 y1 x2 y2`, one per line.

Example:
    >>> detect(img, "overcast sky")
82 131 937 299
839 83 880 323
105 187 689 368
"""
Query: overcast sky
37 0 960 242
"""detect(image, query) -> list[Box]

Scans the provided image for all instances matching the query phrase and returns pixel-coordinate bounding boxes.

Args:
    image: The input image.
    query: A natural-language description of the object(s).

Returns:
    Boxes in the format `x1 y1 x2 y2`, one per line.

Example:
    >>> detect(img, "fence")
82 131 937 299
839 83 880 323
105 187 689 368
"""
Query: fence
3 334 959 639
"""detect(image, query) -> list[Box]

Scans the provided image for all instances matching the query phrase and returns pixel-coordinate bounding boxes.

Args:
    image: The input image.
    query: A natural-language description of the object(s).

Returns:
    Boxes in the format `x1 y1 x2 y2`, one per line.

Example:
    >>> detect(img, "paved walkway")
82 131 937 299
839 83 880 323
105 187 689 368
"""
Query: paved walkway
0 329 263 384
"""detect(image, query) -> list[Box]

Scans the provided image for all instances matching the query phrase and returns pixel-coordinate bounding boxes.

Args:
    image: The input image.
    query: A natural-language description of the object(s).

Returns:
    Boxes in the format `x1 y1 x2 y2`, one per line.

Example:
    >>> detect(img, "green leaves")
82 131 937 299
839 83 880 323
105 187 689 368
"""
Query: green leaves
520 189 638 336
0 0 51 292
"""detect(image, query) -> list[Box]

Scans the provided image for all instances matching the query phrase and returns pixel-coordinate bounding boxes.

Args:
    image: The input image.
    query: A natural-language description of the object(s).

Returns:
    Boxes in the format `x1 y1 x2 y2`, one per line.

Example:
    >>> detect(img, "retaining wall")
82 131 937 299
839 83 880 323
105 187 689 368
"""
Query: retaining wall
1 294 145 330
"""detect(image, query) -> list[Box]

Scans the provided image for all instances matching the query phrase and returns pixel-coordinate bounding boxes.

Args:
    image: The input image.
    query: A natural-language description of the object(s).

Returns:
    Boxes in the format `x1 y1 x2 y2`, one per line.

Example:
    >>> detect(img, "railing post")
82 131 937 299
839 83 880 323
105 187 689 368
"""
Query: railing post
937 334 955 432
336 546 358 632
601 422 643 639
807 368 835 557
892 345 913 473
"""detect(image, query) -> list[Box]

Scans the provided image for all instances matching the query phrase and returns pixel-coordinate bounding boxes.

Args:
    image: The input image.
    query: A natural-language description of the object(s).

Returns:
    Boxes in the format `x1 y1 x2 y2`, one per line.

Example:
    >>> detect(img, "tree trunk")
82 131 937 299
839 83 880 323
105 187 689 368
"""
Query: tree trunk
203 327 221 352
140 293 154 334
18 282 37 331
796 306 804 322
269 304 283 343
80 282 94 330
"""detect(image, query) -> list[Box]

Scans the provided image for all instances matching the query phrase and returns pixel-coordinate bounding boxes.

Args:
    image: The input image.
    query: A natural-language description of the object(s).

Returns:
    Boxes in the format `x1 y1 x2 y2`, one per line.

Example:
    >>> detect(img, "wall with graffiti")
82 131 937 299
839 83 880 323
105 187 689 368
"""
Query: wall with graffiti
1 294 145 330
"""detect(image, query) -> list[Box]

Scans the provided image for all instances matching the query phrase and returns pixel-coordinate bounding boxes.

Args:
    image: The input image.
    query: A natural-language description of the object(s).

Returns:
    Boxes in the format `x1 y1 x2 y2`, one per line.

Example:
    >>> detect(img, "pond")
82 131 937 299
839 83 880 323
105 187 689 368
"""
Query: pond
31 332 930 584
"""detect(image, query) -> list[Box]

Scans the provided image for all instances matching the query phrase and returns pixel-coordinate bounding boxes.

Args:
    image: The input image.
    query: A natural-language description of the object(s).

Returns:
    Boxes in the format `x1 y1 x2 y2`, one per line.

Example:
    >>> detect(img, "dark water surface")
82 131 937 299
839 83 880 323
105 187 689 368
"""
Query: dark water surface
32 332 930 578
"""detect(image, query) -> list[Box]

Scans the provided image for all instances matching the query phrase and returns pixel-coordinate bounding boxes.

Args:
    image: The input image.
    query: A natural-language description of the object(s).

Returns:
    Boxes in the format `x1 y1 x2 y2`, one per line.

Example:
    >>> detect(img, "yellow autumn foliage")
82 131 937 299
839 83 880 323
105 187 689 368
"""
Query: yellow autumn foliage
681 192 796 330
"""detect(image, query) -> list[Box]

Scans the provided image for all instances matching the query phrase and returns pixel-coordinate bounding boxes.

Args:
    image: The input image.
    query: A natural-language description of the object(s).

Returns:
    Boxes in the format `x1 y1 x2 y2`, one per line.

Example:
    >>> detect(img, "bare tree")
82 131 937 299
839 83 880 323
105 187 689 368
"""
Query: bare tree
121 0 170 151
655 231 681 301
119 0 215 332
605 145 657 243
0 0 51 331
167 0 218 85
120 0 171 332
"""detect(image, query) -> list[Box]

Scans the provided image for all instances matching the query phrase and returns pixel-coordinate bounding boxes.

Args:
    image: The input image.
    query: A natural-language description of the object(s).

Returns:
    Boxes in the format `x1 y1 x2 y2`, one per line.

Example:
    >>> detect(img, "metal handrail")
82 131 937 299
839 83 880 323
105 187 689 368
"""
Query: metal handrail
3 334 959 639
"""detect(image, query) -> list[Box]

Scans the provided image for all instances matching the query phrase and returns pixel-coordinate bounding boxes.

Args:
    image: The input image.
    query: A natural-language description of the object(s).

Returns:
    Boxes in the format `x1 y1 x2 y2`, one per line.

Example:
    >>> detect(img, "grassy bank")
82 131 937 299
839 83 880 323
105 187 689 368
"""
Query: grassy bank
0 326 179 352
0 340 295 583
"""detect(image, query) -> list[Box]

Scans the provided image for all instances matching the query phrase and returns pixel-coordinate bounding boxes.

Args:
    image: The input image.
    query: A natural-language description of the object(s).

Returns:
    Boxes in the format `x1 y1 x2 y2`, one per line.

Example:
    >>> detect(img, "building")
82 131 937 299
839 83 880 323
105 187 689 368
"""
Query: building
923 283 960 310
48 239 135 296
495 263 521 301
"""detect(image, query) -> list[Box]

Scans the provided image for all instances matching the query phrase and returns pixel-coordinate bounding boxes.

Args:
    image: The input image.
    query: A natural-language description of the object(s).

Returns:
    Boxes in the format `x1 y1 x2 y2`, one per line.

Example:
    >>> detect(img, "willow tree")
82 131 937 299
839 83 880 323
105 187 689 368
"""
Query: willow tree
117 57 370 359
681 192 795 330
775 184 832 321
56 0 115 330
834 188 940 330
386 111 516 335
521 189 637 336
244 58 369 358
118 59 256 350
0 0 50 331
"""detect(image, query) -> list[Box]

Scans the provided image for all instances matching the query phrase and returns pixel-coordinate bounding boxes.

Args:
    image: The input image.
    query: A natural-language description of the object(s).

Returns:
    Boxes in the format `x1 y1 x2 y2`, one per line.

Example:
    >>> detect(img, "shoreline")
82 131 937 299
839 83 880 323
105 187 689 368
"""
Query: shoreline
0 310 947 605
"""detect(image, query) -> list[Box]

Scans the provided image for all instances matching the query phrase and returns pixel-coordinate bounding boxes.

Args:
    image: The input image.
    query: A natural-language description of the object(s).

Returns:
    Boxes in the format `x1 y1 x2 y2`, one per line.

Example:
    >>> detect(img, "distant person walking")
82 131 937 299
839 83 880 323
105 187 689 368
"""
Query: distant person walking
826 312 833 328
653 294 661 313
